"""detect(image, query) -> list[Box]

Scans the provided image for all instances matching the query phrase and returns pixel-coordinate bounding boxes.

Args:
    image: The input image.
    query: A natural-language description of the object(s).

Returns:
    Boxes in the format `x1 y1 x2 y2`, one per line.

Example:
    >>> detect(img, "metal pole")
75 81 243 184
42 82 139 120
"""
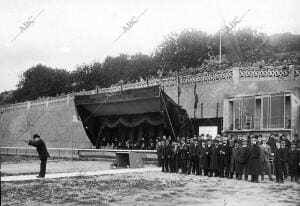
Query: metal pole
71 124 73 161
219 30 222 64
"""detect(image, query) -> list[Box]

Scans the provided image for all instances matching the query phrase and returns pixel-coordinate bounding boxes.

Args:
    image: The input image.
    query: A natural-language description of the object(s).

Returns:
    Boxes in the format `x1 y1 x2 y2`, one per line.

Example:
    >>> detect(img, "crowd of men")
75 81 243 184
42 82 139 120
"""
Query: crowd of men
156 134 300 184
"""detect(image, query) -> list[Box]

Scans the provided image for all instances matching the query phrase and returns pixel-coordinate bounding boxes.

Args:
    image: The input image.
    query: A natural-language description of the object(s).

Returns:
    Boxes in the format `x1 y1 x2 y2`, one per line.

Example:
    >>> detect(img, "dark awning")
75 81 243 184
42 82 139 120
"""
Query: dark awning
74 86 190 145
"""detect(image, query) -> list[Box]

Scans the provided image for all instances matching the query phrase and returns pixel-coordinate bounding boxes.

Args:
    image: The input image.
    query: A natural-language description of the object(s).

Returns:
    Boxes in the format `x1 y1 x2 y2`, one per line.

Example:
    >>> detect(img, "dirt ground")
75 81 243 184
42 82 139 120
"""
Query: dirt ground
1 156 299 205
1 155 113 176
1 170 300 206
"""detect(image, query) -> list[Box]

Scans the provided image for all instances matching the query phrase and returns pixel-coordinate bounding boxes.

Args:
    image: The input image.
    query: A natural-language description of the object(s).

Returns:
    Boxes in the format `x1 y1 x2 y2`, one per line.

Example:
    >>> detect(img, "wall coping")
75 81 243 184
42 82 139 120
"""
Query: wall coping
0 147 157 153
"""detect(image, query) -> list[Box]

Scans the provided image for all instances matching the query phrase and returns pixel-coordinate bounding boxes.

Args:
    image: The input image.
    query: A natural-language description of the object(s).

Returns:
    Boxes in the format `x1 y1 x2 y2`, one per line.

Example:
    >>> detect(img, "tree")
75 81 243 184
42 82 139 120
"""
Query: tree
11 64 71 102
154 29 213 73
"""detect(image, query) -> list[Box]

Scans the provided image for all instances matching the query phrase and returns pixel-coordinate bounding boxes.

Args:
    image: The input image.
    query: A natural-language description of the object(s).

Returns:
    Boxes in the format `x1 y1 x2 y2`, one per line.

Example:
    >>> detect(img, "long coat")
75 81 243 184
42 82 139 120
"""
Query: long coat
230 147 239 172
273 147 283 171
248 144 261 175
179 144 189 160
288 149 300 174
198 145 208 169
237 146 250 164
209 145 220 170
28 139 50 160
220 145 232 167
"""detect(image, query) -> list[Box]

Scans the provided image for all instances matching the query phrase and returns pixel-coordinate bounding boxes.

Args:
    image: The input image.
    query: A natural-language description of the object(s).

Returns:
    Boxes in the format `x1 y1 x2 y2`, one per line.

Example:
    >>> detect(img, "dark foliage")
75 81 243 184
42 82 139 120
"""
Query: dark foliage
2 28 299 104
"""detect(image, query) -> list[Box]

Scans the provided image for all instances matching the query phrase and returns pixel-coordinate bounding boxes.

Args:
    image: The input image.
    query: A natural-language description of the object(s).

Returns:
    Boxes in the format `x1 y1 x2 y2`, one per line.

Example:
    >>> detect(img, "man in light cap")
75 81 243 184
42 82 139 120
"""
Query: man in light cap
26 134 50 178
259 137 273 181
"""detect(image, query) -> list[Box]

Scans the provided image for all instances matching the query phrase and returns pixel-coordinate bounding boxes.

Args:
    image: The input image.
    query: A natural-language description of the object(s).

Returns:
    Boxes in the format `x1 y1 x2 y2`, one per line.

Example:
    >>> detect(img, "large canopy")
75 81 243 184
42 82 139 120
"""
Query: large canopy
74 86 190 146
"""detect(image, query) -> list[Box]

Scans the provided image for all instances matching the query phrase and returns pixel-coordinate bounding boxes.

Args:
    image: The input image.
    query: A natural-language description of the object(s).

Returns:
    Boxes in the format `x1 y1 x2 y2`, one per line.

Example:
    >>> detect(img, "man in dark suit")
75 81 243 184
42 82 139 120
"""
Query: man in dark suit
160 140 166 172
209 140 221 177
237 138 250 181
288 143 300 182
179 138 189 174
280 140 289 179
219 138 232 178
198 140 207 176
248 138 261 183
26 134 50 178
189 138 198 175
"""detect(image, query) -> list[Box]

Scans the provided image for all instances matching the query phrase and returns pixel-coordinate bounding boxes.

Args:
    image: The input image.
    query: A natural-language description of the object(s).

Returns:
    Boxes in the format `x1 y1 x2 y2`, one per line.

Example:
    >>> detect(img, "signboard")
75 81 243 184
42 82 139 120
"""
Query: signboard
199 126 218 138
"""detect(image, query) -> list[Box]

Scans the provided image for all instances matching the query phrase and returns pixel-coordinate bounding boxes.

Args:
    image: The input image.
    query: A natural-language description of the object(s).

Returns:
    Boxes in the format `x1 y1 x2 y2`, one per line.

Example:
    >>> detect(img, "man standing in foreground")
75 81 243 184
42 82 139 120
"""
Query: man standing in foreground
26 134 50 178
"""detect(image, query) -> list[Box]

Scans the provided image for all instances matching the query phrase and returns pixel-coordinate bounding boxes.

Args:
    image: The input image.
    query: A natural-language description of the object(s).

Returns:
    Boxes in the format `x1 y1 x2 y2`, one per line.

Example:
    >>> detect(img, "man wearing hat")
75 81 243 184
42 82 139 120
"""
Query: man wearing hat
219 137 232 178
209 139 221 177
288 142 300 182
259 137 273 181
248 138 261 183
237 138 250 181
26 134 50 178
189 137 198 175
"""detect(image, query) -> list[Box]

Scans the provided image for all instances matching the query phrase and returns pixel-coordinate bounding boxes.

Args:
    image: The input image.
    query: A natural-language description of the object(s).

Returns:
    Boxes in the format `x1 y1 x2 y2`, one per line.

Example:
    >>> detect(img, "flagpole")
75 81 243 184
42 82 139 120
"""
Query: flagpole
218 3 222 65
219 29 222 64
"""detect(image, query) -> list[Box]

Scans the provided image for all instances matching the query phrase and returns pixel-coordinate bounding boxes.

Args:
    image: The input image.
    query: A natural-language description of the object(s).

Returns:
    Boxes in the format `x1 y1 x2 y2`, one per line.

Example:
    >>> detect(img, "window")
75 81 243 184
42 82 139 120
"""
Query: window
230 93 291 130
233 97 255 130
262 94 289 129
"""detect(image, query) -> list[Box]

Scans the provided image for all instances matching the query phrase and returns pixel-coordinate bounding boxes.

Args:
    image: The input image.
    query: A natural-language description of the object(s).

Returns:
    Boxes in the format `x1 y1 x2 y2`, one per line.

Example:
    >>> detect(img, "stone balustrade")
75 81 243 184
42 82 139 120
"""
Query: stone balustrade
1 65 299 113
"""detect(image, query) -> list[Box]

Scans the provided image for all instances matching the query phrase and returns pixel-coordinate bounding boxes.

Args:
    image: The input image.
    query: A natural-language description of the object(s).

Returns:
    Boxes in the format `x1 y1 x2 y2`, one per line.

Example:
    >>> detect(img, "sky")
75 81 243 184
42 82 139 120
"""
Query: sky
0 0 299 92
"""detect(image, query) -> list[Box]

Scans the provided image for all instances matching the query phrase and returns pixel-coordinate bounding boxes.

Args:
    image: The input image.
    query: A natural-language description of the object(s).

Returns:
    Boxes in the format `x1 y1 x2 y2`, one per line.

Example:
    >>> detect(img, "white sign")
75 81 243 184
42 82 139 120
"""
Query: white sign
199 126 218 138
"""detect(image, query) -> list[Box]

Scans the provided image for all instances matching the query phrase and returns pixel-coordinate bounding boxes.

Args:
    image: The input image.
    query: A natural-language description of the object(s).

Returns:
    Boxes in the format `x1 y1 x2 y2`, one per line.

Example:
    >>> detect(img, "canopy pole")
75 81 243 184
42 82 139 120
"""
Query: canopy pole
160 89 176 139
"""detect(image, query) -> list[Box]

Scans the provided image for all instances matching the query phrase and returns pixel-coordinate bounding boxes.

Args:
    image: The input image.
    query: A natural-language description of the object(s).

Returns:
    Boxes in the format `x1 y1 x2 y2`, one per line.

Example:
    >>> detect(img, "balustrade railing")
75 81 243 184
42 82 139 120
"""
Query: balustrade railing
1 66 299 112
239 66 290 79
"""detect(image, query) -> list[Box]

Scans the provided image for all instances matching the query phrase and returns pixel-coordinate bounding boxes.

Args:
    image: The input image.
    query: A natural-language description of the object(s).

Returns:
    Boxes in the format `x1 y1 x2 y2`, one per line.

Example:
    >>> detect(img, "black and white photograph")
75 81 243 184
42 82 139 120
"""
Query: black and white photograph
0 0 300 205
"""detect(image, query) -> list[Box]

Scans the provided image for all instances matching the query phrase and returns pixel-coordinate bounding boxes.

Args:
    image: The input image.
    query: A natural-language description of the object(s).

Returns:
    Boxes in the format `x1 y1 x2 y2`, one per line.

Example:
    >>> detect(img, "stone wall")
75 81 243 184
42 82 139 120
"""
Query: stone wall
0 97 92 148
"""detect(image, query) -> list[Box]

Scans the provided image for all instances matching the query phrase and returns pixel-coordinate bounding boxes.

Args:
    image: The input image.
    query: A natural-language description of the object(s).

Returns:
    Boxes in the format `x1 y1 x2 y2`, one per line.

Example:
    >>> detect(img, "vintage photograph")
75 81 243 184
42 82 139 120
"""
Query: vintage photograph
1 0 300 205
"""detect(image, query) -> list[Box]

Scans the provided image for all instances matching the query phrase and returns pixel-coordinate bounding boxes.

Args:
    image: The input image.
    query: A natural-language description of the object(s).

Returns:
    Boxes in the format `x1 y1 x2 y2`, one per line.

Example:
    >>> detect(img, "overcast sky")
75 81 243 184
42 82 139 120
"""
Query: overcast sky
0 0 299 92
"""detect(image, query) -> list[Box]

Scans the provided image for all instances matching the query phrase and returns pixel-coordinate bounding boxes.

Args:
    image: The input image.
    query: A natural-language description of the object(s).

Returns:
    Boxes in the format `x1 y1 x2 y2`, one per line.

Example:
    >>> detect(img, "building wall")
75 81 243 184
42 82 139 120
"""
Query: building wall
1 66 299 147
164 67 300 120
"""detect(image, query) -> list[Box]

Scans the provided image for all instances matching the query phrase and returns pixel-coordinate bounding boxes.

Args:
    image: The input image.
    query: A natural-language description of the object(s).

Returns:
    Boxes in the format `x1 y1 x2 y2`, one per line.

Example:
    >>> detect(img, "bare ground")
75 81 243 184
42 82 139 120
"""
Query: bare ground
1 155 112 176
1 171 300 206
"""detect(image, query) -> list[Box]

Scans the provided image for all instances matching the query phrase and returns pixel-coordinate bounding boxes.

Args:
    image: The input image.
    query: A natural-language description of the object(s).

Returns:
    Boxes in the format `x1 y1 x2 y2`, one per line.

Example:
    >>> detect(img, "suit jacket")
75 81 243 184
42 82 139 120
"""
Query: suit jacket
281 147 289 162
259 144 271 162
248 144 261 175
209 145 220 170
237 146 250 164
288 149 300 166
198 145 208 169
230 147 239 172
220 145 232 166
179 143 189 160
189 143 197 157
28 139 50 160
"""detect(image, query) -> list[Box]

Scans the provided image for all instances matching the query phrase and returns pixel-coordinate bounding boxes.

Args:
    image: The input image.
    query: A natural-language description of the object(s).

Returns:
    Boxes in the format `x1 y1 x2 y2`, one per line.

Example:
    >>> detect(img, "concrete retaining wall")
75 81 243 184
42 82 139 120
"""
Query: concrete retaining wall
1 66 299 147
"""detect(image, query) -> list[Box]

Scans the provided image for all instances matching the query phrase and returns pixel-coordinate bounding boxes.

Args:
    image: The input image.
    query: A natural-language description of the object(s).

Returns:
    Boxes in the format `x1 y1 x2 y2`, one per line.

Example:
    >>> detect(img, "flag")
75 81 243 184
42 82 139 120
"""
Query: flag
194 83 198 109
177 76 181 105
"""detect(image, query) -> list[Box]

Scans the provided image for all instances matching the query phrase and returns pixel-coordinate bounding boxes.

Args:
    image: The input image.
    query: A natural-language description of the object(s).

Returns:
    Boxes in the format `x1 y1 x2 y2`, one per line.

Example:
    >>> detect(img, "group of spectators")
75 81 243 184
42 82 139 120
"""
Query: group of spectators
97 137 157 150
156 133 300 184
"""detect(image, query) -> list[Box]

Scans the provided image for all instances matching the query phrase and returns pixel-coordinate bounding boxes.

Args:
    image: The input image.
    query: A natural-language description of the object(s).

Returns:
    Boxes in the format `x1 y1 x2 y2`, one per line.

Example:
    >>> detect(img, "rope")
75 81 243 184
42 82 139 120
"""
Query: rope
82 90 121 124
160 89 176 139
